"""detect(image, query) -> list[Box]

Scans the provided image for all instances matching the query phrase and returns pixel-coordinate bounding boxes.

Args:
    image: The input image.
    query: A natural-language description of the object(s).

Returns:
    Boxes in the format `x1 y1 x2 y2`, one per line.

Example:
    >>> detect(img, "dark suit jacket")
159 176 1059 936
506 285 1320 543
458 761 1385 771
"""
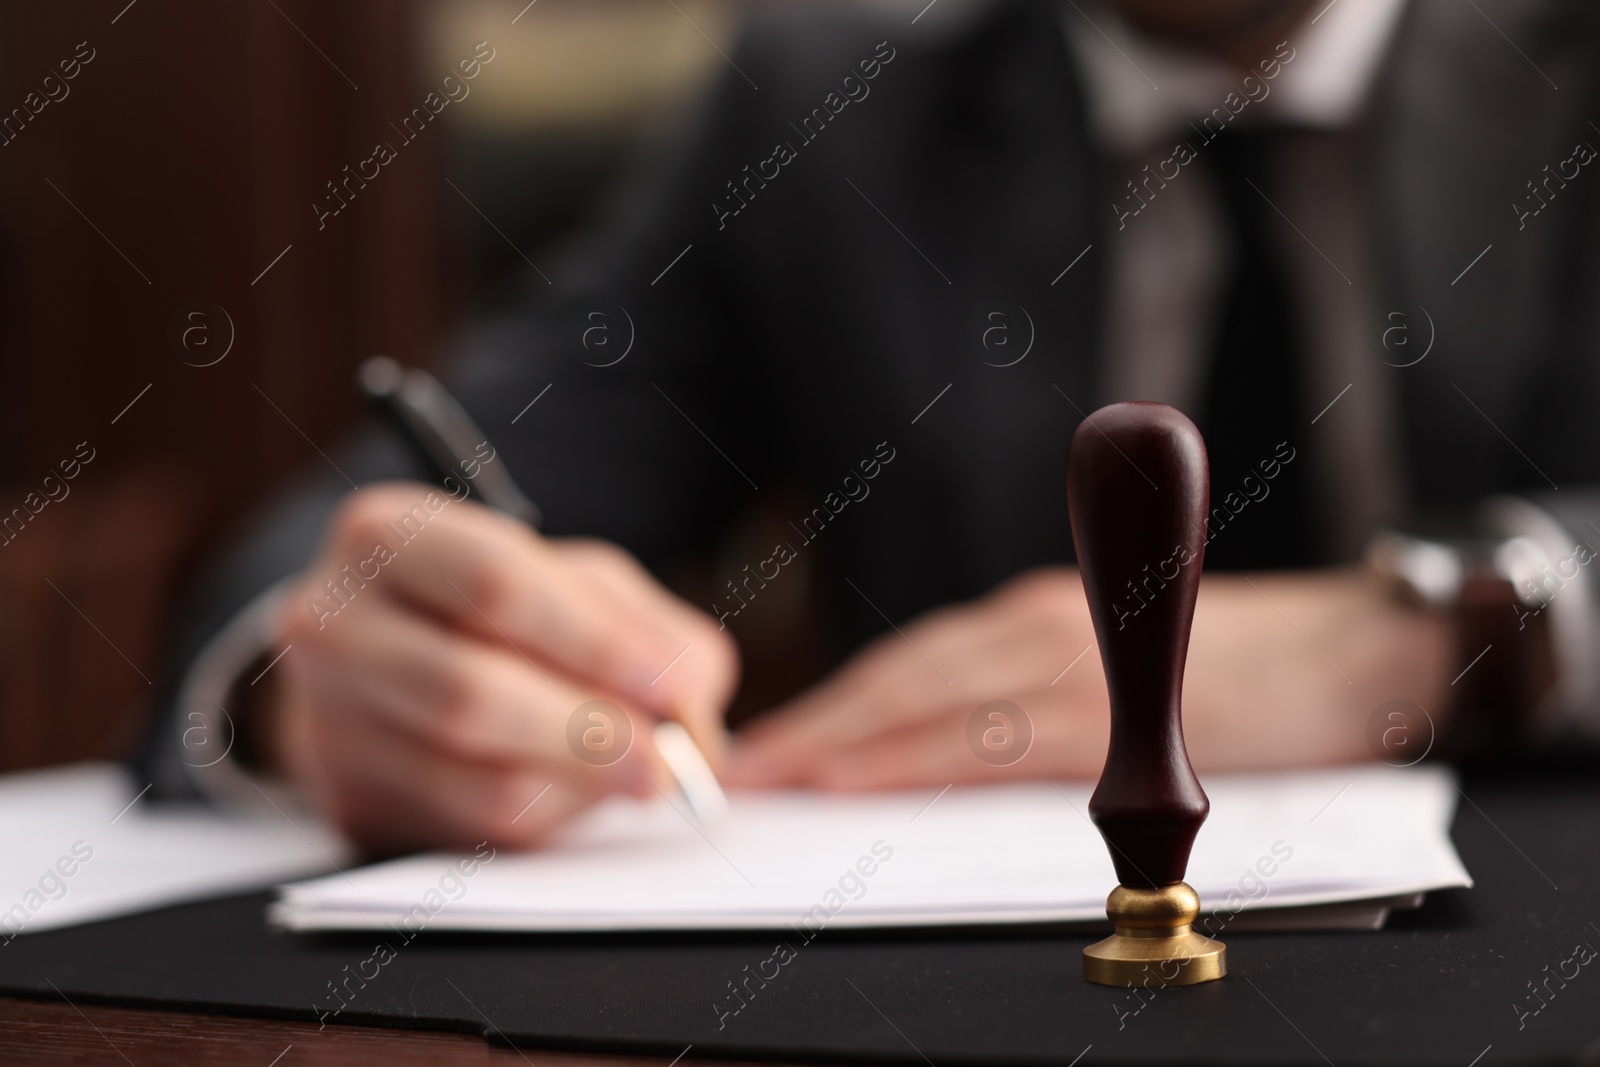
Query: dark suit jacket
142 0 1600 792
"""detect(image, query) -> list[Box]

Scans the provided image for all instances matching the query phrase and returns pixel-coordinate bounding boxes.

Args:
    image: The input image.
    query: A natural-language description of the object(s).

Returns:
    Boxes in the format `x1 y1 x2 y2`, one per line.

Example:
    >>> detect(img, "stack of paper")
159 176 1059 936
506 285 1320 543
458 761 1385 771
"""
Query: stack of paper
272 765 1471 933
0 763 348 937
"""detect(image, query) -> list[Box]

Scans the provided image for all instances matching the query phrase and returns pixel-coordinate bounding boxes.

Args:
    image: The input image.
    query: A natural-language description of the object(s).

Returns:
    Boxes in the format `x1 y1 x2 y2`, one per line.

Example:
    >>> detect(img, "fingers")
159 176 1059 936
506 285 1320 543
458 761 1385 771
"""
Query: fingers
286 590 645 780
730 629 944 770
739 689 1109 791
731 603 999 777
558 539 738 766
286 697 610 853
318 485 729 718
279 591 657 853
730 571 1096 784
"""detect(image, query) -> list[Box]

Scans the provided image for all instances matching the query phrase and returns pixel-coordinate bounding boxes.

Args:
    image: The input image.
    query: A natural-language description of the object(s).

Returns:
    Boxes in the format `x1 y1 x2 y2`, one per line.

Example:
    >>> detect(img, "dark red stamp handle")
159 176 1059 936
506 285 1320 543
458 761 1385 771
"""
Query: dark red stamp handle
1067 402 1210 888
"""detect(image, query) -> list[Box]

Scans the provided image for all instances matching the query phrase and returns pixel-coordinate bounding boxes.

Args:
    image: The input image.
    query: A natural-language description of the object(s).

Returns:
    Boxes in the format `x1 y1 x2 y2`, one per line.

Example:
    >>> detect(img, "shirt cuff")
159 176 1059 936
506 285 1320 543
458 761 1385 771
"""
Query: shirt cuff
172 580 310 814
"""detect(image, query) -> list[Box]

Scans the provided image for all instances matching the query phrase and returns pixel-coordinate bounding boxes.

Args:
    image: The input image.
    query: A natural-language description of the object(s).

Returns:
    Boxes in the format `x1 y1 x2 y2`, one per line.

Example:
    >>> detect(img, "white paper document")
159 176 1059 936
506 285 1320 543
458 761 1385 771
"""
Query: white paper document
272 764 1472 933
0 762 349 937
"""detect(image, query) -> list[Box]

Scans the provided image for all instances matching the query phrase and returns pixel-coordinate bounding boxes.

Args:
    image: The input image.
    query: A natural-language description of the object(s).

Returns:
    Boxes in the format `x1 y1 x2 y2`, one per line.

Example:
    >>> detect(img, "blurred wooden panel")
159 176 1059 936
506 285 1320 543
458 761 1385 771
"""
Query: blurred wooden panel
0 466 195 770
0 0 445 766
0 0 783 769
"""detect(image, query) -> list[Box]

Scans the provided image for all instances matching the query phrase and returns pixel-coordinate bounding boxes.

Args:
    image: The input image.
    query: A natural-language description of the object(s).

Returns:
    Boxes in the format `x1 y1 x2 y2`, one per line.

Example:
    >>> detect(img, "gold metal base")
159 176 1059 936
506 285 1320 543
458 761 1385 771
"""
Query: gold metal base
1082 882 1226 987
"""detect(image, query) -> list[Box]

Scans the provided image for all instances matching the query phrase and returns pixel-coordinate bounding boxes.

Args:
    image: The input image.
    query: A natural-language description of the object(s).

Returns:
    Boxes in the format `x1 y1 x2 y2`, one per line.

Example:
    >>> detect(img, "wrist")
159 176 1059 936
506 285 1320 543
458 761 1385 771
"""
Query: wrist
220 649 290 776
171 581 302 807
1366 516 1560 756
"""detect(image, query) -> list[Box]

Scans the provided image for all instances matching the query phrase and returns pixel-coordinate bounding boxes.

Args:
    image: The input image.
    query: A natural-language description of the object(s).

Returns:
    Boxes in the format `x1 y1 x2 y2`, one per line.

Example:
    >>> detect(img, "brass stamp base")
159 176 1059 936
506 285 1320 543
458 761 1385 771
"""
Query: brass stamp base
1083 929 1227 986
1082 882 1226 987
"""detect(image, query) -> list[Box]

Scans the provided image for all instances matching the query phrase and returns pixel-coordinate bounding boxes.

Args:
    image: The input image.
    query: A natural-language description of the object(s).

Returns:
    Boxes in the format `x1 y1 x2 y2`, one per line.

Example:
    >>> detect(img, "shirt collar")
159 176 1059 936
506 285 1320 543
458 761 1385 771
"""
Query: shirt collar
1061 0 1409 155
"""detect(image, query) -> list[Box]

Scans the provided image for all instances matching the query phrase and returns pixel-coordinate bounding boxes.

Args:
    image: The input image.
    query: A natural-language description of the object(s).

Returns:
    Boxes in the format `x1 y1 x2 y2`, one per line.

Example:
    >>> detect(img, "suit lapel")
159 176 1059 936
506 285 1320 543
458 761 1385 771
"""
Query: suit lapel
1373 0 1600 502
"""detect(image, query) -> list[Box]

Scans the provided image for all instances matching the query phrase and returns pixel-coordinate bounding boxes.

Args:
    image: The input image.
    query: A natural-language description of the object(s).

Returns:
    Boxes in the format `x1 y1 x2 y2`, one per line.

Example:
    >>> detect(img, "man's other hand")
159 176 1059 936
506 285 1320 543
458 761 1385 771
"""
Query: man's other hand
726 567 1449 789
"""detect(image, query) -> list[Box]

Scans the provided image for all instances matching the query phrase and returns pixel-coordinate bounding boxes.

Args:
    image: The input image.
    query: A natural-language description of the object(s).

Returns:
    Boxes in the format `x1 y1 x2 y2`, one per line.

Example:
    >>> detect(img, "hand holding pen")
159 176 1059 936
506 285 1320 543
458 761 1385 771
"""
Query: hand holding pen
258 358 736 853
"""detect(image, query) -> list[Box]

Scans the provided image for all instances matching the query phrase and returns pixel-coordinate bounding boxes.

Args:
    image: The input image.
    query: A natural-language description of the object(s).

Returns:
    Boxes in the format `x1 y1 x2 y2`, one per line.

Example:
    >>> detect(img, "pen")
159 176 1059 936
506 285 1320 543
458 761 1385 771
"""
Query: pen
357 356 730 823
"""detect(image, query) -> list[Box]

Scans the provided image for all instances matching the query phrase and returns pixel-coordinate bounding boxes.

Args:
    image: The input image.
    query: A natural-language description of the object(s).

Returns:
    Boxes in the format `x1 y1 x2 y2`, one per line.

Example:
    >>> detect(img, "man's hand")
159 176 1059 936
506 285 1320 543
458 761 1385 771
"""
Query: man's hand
270 483 737 853
725 567 1450 789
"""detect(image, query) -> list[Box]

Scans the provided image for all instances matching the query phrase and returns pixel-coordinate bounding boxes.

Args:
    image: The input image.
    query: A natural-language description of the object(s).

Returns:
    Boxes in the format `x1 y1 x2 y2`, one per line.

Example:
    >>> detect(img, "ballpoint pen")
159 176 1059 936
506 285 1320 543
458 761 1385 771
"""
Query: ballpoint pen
357 355 730 823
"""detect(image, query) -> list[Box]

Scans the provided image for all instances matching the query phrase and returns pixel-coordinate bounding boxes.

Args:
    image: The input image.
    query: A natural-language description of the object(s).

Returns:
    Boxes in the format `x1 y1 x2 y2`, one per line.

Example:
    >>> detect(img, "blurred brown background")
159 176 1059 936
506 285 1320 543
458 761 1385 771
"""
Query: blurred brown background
0 0 735 771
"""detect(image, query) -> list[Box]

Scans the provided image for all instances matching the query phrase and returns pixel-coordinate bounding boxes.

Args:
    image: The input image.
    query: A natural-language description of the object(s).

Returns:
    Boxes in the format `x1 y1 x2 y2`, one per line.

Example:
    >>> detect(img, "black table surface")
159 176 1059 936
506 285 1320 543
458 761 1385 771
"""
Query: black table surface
1 765 1596 1066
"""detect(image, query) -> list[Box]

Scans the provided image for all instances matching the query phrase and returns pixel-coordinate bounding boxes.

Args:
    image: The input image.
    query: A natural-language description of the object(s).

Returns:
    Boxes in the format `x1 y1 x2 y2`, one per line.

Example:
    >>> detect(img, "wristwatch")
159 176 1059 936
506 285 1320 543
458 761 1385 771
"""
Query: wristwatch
1366 518 1560 757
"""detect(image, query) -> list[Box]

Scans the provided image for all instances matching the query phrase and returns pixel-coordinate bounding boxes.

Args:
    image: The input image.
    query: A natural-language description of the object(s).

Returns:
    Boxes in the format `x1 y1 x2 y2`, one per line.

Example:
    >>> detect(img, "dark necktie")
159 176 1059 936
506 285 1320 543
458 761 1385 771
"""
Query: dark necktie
1195 126 1313 571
